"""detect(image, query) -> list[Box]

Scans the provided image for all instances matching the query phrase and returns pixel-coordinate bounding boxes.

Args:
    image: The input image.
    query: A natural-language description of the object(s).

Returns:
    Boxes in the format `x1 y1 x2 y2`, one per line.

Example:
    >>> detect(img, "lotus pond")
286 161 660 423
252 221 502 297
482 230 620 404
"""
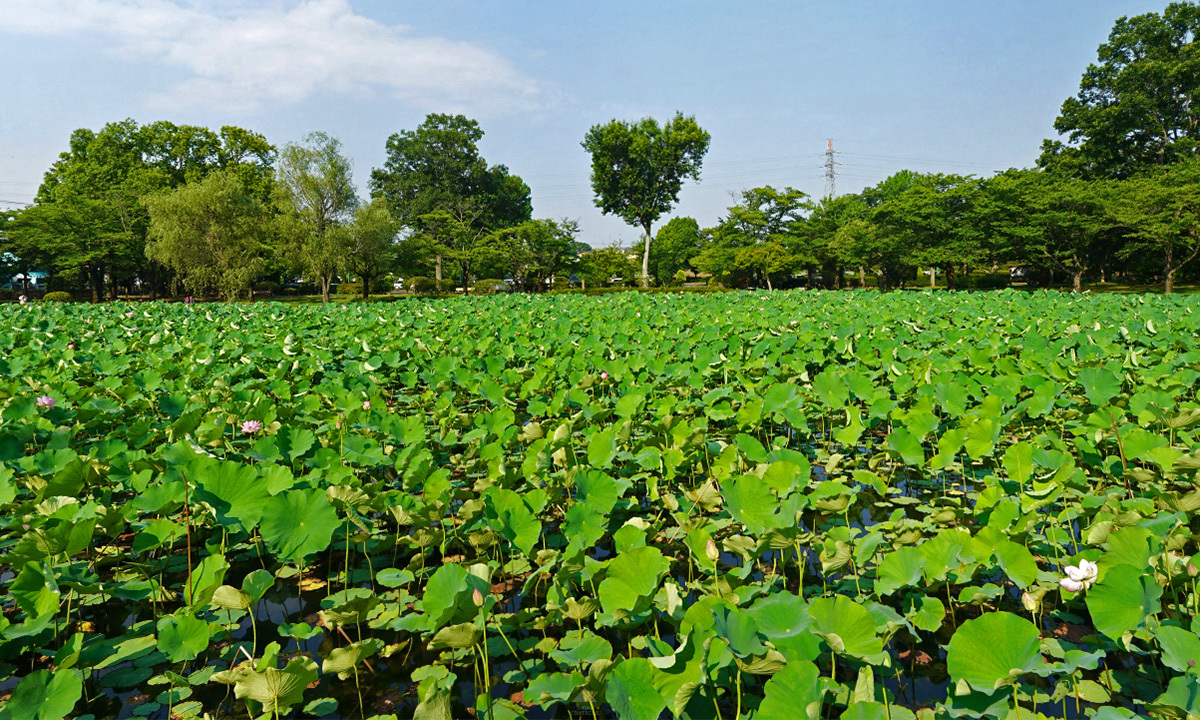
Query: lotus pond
2 290 1200 720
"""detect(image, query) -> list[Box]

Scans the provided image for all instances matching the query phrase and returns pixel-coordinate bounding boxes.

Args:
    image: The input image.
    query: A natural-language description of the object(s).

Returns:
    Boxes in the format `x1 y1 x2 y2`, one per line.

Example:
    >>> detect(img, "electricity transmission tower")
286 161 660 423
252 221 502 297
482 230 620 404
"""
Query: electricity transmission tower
824 139 837 199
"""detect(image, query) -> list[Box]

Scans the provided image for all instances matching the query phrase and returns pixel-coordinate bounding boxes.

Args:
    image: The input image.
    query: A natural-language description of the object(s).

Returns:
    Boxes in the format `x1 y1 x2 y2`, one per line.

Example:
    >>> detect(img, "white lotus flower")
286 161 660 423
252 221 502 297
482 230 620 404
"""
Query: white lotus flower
1059 559 1098 592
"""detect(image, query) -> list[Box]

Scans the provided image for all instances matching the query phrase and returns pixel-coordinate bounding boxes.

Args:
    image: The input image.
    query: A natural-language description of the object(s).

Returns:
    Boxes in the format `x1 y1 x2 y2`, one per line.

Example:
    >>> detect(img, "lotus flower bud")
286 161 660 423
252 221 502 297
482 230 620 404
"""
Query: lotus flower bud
472 588 484 607
705 539 720 563
1188 562 1198 577
1021 590 1040 613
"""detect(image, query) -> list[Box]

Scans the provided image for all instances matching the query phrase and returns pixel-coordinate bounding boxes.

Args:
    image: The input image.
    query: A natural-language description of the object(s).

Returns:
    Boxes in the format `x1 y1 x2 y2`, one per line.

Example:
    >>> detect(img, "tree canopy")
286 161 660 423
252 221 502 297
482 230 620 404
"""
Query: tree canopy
1040 2 1200 178
582 112 710 285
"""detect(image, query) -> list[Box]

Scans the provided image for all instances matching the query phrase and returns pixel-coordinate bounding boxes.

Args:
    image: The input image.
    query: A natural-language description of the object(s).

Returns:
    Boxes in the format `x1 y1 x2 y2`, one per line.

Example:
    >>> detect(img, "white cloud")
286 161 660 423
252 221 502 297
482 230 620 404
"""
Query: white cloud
1 0 541 112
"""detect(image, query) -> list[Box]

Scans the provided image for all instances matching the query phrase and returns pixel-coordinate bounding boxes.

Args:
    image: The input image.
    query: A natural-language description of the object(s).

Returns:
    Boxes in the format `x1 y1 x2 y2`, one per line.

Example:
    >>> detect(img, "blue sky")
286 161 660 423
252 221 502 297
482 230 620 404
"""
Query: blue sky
0 1 1169 247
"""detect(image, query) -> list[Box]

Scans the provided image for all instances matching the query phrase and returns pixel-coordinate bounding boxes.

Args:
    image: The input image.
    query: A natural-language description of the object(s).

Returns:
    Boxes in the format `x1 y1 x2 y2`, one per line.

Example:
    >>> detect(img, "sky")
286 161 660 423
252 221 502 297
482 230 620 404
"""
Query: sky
0 0 1172 248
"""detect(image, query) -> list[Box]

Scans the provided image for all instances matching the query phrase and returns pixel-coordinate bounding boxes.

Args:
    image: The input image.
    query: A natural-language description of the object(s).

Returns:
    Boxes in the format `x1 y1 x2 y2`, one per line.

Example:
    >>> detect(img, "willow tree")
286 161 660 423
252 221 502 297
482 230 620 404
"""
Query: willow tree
275 132 357 302
144 171 269 300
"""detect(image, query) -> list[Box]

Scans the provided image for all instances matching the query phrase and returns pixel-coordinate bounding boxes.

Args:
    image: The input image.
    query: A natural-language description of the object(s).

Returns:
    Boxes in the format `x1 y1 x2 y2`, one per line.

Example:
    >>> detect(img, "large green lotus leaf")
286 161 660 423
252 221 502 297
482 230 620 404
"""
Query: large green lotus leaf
576 469 619 516
1150 675 1200 718
486 487 541 556
606 657 668 720
874 545 925 596
599 546 668 617
549 632 612 667
427 623 483 651
711 606 768 658
1102 526 1155 571
1087 564 1162 639
1155 625 1200 673
841 701 917 720
322 638 384 679
992 540 1038 588
524 671 583 709
184 552 229 607
587 426 618 469
233 656 318 714
193 460 266 534
963 417 997 459
757 660 824 720
7 669 82 720
886 427 925 466
10 562 59 619
906 596 946 633
919 528 974 581
1002 442 1033 486
808 596 883 659
946 612 1041 692
724 474 780 536
1078 367 1122 406
275 426 315 463
648 634 703 717
260 489 338 562
156 613 211 662
746 591 811 638
421 563 470 631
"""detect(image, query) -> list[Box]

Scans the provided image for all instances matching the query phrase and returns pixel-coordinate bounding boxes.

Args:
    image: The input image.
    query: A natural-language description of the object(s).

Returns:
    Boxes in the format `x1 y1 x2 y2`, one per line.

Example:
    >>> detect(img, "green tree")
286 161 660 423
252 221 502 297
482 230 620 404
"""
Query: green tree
873 173 984 288
708 186 809 289
369 113 531 231
1110 157 1200 292
275 132 358 302
144 171 270 300
482 218 580 291
805 194 868 286
23 119 274 300
579 246 637 289
582 112 711 286
650 217 702 284
338 199 398 299
980 170 1116 291
1040 2 1200 178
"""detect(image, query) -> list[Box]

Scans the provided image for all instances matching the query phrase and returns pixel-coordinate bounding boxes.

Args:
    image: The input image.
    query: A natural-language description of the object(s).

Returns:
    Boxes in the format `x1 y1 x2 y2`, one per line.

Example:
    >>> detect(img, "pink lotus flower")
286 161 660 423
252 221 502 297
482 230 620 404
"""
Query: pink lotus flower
240 420 263 434
472 588 485 607
362 401 371 410
67 344 74 350
601 372 609 380
35 395 56 409
1059 559 1098 592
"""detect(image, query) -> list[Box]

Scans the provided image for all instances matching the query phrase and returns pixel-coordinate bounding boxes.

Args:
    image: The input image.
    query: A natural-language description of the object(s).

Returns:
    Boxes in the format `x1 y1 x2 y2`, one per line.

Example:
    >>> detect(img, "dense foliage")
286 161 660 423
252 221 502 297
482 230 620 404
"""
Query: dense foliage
3 291 1200 719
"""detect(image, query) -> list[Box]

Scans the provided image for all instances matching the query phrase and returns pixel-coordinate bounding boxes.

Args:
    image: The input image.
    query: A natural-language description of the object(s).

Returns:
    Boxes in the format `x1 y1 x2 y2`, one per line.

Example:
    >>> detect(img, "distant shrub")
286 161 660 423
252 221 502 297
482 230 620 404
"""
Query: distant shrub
436 278 458 293
672 270 688 286
407 276 435 294
0 289 13 301
42 291 73 302
472 279 510 295
253 281 280 296
959 274 1009 290
337 283 362 295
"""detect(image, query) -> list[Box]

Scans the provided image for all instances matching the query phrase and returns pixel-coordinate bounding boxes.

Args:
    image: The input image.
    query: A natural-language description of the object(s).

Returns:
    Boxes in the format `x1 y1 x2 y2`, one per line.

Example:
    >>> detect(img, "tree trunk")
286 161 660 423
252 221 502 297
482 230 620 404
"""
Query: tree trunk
462 265 470 296
1072 270 1084 293
1166 269 1176 294
321 275 331 303
859 266 866 288
765 272 773 291
435 255 443 282
89 266 103 303
641 225 652 288
929 267 936 288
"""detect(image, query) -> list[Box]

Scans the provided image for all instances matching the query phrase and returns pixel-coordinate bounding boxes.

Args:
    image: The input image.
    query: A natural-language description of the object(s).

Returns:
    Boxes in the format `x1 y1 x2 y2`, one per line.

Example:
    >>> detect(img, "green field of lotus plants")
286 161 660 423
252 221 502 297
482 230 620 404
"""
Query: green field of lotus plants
2 290 1199 720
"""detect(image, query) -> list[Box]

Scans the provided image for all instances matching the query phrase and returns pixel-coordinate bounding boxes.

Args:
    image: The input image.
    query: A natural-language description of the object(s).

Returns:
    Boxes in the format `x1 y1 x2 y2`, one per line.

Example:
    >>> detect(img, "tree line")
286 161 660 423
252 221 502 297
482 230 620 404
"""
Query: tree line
4 2 1200 298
